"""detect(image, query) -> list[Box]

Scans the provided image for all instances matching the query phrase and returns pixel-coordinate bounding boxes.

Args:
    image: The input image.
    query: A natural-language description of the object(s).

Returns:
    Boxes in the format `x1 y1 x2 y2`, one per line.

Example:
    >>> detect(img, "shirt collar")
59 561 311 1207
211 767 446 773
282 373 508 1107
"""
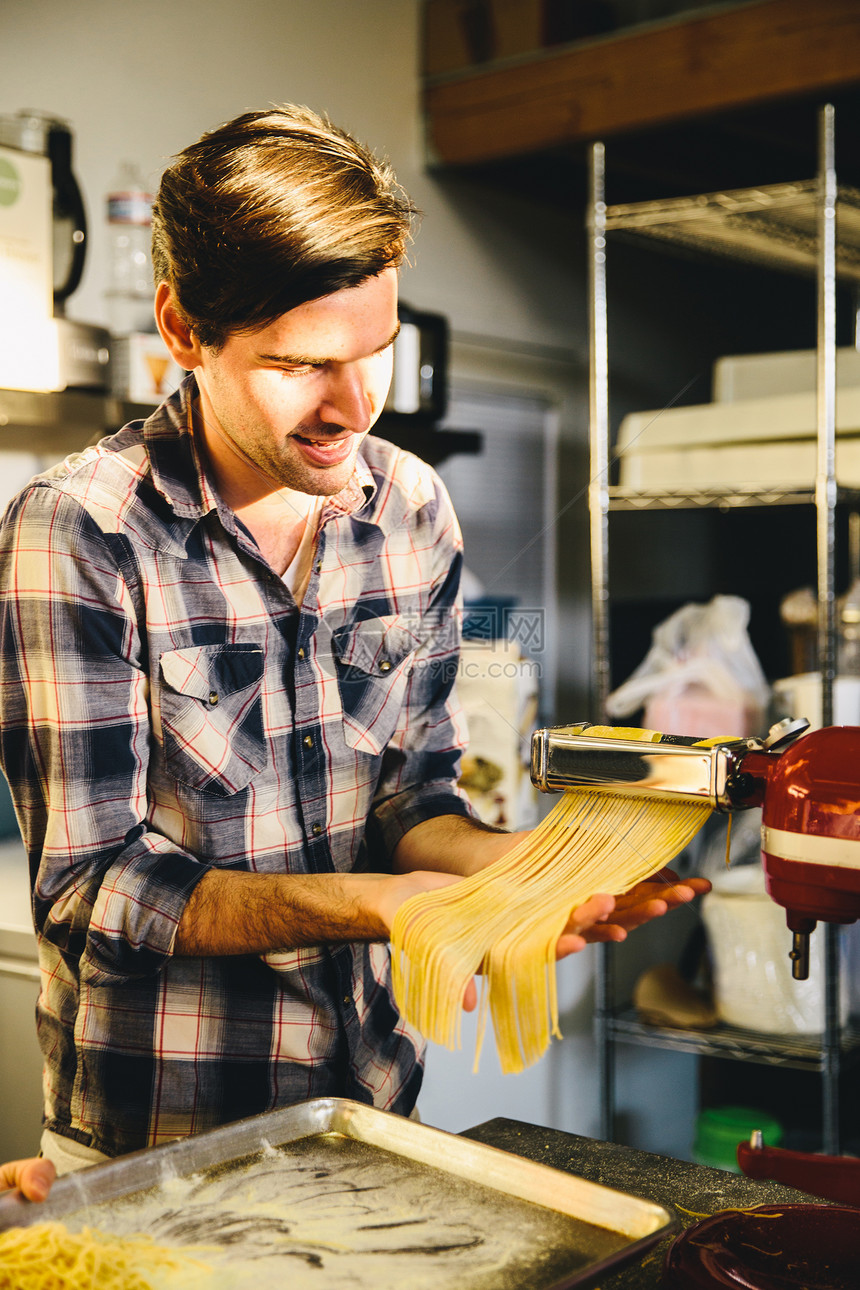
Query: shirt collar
142 373 378 526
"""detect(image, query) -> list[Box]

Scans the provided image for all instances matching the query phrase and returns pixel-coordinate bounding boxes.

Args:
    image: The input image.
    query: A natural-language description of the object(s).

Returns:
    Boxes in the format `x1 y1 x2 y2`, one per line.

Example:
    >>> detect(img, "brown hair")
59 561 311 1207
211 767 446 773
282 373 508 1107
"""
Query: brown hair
151 105 416 349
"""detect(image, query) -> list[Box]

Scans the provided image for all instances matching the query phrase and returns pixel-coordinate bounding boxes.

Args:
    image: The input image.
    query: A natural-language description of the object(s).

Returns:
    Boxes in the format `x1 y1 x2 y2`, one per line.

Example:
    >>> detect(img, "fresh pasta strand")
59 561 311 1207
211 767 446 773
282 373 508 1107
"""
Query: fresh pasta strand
0 1221 212 1290
391 788 710 1074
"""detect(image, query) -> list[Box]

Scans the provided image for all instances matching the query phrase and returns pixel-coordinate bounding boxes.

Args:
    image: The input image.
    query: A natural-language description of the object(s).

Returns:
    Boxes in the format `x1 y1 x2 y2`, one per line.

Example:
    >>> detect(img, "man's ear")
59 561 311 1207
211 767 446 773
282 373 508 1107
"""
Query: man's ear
155 282 204 370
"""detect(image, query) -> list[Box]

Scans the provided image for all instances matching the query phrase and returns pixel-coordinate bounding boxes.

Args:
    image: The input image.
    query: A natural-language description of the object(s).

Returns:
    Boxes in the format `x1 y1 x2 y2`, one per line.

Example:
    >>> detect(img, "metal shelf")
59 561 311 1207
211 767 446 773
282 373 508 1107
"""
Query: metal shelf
608 483 860 511
0 387 158 454
588 105 849 1155
605 180 860 282
607 1008 860 1073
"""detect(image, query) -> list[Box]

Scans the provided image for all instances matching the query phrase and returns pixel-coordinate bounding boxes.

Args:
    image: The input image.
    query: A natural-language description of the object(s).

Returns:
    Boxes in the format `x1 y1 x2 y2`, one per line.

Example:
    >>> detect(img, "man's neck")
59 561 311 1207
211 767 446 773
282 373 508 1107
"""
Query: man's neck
191 393 322 576
236 490 322 577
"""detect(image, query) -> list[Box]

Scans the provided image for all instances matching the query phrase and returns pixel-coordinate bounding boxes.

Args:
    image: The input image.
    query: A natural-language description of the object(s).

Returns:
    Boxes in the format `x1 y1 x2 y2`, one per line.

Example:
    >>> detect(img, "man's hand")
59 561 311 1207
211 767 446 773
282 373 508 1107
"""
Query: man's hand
357 869 467 939
0 1157 55 1202
555 869 711 958
380 878 663 1013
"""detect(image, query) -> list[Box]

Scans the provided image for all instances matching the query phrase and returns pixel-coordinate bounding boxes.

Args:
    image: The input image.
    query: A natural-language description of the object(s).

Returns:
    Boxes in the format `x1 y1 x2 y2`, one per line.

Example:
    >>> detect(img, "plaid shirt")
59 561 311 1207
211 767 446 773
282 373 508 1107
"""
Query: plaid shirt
0 375 471 1158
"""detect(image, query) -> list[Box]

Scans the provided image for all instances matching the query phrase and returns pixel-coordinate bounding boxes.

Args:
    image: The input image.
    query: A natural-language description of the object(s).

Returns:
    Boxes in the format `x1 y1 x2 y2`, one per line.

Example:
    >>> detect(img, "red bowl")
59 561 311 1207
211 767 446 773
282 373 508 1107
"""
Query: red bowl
662 1203 860 1289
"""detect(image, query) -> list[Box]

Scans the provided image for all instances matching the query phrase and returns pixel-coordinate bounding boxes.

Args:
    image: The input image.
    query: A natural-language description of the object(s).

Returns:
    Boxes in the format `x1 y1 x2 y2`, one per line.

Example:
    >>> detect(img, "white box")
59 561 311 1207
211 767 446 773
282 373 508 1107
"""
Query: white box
714 347 860 402
617 387 860 490
619 437 860 490
618 387 860 454
0 144 59 392
702 864 849 1034
110 333 185 403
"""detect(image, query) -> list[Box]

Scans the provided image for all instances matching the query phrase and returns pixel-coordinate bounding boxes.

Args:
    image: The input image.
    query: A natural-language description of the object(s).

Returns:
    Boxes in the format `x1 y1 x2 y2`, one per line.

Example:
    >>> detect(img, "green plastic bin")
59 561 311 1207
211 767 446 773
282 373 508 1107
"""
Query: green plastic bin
693 1105 783 1172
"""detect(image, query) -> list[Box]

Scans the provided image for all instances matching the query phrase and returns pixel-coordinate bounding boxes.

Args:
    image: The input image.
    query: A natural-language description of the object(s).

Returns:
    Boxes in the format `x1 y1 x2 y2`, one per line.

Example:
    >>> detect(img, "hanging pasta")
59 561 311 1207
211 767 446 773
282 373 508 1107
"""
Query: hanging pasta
391 788 710 1075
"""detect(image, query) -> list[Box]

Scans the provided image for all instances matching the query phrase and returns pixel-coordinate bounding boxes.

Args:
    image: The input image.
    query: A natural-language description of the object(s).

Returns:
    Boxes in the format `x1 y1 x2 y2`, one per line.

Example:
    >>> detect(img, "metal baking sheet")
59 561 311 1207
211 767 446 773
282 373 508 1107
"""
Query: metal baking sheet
0 1098 675 1288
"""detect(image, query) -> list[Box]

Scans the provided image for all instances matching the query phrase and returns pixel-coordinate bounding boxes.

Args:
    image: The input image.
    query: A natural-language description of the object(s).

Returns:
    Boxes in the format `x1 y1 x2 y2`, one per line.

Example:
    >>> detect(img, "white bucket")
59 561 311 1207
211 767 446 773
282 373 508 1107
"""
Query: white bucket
771 672 860 729
701 864 849 1034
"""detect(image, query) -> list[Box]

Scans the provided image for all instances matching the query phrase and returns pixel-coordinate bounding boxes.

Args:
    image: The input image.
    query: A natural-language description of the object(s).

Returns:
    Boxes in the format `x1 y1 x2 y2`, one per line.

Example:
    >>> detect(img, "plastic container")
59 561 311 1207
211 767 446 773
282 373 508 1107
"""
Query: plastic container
693 1105 783 1172
105 161 154 336
771 671 860 729
701 863 850 1034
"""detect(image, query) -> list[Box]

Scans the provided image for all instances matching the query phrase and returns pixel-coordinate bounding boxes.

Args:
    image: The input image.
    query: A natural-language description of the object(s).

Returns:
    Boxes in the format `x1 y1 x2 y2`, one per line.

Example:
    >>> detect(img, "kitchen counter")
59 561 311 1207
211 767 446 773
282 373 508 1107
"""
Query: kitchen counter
462 1118 822 1288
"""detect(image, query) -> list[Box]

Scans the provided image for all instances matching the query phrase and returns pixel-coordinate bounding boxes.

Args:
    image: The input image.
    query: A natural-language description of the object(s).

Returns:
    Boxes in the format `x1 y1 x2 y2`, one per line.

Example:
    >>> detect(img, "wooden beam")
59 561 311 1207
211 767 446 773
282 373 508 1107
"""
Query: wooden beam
424 0 860 165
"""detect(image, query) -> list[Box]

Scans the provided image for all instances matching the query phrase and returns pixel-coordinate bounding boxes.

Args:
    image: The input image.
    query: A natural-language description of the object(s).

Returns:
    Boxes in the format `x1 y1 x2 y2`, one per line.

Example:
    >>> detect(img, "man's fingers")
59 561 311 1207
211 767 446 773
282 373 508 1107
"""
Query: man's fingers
553 893 618 959
614 876 710 912
22 1159 55 1202
555 932 589 959
444 871 711 1001
567 893 616 932
0 1157 55 1202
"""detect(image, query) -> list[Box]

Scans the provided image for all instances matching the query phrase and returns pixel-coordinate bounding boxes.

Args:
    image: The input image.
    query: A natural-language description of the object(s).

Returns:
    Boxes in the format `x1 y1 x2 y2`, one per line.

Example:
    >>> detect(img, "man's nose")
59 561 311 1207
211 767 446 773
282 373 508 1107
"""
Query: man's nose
318 363 373 435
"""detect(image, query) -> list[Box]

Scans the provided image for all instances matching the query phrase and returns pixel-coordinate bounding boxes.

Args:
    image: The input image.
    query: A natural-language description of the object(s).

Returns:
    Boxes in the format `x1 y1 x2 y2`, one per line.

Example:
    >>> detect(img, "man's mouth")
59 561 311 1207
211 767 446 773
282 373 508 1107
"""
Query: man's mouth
295 433 347 448
293 432 355 466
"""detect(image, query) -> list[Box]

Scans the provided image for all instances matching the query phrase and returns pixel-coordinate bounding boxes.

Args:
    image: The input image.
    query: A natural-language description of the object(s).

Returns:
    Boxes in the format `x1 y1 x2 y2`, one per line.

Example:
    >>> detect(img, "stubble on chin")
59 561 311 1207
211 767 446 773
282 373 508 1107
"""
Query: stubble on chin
268 448 358 498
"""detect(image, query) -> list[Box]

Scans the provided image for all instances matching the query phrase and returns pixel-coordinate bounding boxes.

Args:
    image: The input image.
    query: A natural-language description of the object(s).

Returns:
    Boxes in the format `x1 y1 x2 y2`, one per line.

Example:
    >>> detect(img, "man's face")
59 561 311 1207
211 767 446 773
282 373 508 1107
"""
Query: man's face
192 268 399 498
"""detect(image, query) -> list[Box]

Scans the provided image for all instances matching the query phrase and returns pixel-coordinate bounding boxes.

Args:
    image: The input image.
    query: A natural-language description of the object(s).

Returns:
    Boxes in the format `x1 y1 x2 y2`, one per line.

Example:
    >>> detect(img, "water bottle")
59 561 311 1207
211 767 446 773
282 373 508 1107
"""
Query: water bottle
105 161 154 336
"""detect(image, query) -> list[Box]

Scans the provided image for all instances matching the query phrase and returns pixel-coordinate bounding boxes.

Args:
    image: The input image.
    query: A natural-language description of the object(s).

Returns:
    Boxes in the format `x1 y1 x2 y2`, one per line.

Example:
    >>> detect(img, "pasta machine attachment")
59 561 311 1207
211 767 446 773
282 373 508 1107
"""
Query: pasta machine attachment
530 719 860 980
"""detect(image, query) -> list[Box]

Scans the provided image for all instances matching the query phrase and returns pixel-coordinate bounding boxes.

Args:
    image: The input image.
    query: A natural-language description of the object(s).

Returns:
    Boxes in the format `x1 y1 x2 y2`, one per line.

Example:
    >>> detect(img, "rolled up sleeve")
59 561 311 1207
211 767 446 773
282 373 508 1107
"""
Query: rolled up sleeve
0 483 210 985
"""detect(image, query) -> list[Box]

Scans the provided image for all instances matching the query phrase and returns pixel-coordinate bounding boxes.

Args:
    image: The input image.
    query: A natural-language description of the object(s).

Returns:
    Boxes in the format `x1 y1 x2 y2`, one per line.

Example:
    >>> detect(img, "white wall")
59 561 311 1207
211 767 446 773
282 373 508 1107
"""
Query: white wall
0 0 583 355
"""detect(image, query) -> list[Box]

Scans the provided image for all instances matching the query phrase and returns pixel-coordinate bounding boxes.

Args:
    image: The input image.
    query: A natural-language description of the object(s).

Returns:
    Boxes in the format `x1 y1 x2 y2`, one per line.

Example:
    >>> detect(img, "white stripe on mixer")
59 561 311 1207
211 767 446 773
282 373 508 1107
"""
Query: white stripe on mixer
761 824 860 869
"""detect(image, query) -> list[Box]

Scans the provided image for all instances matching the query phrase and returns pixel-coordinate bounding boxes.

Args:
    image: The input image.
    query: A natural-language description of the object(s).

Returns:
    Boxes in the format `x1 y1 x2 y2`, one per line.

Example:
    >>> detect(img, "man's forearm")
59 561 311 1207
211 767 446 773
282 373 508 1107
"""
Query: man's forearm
173 870 391 957
172 867 466 957
392 815 528 878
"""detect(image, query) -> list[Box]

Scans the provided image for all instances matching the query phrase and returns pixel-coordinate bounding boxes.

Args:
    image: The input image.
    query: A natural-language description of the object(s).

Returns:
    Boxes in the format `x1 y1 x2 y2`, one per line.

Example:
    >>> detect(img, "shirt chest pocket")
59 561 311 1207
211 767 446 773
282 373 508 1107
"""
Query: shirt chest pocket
331 616 419 756
159 644 266 796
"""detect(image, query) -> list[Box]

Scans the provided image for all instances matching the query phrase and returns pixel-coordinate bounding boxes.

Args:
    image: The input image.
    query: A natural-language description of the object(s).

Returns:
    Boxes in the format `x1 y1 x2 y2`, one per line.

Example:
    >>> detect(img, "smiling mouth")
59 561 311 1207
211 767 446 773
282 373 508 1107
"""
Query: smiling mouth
291 432 356 467
295 434 347 447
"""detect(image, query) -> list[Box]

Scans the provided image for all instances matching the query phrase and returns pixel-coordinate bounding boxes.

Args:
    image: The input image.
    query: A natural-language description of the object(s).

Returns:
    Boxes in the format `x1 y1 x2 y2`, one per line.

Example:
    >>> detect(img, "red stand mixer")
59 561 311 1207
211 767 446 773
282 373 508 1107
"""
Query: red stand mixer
531 718 860 1208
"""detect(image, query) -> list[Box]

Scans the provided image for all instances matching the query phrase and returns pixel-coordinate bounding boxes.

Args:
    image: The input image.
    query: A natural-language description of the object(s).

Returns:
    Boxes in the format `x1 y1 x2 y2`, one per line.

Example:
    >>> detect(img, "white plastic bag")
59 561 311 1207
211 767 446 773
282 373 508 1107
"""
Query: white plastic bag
606 595 769 738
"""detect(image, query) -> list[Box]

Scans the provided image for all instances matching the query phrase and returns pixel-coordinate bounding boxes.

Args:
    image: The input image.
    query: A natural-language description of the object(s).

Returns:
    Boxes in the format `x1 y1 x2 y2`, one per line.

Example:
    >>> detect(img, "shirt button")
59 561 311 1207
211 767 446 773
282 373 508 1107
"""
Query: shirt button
311 822 323 837
297 647 306 660
315 560 323 573
208 691 219 705
303 734 314 748
378 659 392 673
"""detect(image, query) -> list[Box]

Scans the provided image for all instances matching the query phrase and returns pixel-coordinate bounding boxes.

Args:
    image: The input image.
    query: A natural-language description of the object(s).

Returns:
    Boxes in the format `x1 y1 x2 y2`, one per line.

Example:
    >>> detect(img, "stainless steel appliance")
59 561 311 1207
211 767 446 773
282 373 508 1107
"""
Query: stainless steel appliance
530 718 860 980
384 302 448 421
0 110 87 309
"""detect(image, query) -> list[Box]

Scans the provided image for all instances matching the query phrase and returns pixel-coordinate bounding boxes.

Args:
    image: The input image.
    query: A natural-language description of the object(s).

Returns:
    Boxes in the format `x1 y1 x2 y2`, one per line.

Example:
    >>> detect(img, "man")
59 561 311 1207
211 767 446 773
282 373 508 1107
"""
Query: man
0 106 708 1172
